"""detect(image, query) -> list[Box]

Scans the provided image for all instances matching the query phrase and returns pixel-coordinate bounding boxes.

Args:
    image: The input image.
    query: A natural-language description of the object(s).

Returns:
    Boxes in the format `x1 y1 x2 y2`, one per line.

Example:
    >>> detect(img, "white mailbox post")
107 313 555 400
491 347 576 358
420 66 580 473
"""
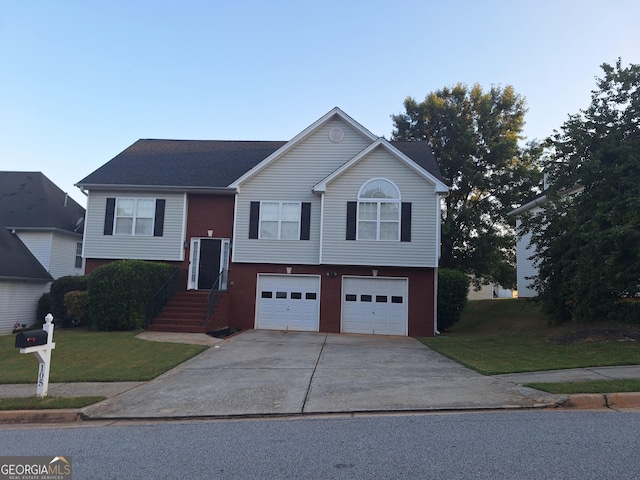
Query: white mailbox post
17 313 56 398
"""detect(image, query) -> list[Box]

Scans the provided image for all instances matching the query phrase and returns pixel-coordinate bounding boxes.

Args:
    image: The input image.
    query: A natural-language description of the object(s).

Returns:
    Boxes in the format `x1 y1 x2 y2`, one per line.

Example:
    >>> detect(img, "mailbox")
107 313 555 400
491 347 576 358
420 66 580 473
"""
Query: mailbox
15 330 49 348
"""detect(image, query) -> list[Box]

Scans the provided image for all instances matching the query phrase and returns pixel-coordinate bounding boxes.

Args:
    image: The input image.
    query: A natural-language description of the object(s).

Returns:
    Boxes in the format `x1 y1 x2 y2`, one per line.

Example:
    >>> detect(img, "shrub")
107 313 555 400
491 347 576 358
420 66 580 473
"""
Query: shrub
88 260 176 331
36 292 53 326
49 275 89 327
609 299 640 325
437 269 470 331
64 290 90 326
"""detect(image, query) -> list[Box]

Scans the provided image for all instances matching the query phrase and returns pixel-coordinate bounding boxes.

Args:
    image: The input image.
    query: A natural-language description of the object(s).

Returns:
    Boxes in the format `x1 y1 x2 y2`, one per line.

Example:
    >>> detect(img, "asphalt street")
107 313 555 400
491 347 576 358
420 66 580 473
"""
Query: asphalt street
2 411 639 479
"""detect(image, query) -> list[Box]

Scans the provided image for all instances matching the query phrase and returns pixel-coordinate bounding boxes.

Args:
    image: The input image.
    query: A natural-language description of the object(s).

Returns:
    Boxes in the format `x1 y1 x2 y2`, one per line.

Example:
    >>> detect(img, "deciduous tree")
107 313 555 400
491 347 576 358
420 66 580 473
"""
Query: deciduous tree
392 84 542 287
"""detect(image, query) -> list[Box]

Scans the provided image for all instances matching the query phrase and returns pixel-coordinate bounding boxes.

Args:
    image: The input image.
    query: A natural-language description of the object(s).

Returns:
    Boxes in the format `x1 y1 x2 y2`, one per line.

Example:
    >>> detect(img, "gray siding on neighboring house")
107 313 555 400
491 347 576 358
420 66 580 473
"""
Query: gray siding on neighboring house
233 117 373 265
16 231 83 279
515 217 539 297
83 191 186 261
17 232 52 271
50 233 83 278
0 281 50 335
320 147 439 267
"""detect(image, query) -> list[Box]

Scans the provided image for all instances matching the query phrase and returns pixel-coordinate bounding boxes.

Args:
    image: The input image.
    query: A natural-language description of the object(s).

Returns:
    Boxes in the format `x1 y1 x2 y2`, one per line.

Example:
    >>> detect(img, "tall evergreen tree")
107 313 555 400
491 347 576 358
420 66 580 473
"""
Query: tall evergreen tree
392 84 542 287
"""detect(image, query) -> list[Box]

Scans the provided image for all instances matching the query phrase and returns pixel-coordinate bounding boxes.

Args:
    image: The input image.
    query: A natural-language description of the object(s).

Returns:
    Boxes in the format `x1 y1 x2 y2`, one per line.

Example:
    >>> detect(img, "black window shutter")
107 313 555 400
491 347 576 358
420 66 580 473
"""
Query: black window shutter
154 199 166 237
300 202 311 240
249 202 260 239
104 198 115 235
401 202 411 242
346 201 357 240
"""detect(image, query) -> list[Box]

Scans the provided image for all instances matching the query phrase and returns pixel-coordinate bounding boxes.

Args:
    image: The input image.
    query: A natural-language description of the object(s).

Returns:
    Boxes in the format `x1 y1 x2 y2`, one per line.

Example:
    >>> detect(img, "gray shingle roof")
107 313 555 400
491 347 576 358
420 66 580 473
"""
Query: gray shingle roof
391 141 446 183
0 227 53 281
76 140 288 189
77 139 446 190
0 172 86 234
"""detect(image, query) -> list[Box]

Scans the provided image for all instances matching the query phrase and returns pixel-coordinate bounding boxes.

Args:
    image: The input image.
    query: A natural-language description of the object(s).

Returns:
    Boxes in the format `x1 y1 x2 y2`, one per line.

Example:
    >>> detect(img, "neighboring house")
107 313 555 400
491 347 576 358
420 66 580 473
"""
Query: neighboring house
467 282 515 300
76 108 449 336
508 186 582 297
0 218 53 334
0 172 86 278
0 172 86 334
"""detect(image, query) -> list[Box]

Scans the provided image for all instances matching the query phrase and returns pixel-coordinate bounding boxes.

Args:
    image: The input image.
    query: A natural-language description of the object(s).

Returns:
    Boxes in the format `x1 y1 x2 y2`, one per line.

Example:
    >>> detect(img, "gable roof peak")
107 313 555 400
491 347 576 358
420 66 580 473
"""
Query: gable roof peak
229 108 379 188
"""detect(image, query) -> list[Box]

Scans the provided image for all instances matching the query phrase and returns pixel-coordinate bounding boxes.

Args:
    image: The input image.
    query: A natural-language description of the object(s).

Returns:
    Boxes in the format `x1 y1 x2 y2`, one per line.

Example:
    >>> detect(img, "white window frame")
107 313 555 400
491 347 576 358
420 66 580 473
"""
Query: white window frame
357 179 401 241
75 242 83 269
114 198 156 236
259 201 301 240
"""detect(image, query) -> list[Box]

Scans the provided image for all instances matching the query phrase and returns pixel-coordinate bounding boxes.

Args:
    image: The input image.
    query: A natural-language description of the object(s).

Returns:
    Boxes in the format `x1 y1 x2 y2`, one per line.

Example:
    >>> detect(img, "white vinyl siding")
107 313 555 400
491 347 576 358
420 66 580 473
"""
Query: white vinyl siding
321 147 439 267
16 231 83 279
83 191 186 261
16 232 52 271
233 117 372 264
49 233 84 278
0 280 50 335
516 217 539 297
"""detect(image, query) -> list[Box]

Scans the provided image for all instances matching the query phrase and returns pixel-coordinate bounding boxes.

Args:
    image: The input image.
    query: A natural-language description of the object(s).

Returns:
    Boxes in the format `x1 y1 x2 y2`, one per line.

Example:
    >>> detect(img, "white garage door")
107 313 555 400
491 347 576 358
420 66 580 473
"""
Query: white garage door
342 277 408 336
256 275 320 332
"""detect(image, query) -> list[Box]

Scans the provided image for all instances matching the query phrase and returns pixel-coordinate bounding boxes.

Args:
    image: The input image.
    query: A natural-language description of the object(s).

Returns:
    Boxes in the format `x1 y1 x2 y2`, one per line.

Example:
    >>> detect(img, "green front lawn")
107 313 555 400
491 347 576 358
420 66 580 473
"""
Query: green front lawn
420 299 640 375
1 330 207 384
526 380 640 394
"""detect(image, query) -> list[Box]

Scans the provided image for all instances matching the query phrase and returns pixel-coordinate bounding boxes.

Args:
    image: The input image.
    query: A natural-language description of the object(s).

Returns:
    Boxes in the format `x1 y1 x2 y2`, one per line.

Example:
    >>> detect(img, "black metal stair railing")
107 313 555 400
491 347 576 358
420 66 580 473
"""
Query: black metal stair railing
205 269 228 332
146 269 181 328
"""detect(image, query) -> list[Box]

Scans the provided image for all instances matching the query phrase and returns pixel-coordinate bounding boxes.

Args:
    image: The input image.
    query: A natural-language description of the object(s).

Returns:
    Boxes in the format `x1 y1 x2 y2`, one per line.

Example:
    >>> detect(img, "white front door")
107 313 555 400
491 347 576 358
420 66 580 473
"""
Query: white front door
342 277 408 336
255 274 320 332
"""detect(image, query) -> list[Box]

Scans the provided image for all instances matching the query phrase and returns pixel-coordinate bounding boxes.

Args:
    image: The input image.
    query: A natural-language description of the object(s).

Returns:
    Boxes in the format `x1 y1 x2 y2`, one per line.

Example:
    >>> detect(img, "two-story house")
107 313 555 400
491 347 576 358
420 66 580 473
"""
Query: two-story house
77 108 449 336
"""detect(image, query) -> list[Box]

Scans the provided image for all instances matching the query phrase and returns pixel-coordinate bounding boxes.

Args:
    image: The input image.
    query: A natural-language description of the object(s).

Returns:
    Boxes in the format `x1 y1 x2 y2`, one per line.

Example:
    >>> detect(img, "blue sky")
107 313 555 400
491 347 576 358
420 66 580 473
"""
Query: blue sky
1 1 638 206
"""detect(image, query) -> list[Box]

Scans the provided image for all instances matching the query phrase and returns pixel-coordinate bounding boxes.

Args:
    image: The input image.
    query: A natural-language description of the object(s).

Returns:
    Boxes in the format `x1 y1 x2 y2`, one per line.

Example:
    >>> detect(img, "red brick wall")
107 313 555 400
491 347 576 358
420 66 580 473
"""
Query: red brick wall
227 264 436 336
185 194 235 240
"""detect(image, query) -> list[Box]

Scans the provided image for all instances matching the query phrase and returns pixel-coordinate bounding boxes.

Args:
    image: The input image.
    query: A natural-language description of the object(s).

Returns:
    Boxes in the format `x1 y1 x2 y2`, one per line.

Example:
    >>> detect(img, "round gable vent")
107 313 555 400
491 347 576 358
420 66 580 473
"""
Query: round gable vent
328 127 344 143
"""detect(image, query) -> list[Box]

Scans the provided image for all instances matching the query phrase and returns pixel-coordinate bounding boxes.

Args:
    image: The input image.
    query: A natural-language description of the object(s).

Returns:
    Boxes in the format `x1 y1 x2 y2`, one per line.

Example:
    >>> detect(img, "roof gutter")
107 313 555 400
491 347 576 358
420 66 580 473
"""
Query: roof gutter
507 185 583 217
507 195 547 217
75 184 238 195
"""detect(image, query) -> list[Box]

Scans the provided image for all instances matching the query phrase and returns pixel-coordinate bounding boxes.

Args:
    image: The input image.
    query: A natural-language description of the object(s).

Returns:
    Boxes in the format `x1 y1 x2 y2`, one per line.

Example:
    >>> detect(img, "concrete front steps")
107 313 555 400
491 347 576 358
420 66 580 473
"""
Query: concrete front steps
147 290 229 333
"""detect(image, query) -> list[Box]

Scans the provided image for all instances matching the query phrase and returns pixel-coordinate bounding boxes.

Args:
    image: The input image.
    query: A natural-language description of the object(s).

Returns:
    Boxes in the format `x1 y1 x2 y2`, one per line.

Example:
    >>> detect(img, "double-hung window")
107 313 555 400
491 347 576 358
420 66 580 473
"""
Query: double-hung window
357 179 401 241
114 198 155 236
259 202 301 240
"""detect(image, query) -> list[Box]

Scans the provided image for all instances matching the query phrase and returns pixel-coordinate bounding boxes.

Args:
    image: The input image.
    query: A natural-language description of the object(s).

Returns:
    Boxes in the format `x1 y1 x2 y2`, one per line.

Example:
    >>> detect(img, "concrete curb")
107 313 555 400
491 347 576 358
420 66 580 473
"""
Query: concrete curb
1 393 639 424
0 409 81 425
560 392 640 410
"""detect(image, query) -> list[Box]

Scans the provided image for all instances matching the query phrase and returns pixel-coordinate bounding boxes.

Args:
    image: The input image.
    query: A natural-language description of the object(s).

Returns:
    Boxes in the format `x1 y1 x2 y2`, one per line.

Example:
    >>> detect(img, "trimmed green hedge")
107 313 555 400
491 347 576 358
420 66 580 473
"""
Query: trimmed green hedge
437 269 470 331
64 290 90 327
88 260 176 331
36 292 53 326
49 275 89 327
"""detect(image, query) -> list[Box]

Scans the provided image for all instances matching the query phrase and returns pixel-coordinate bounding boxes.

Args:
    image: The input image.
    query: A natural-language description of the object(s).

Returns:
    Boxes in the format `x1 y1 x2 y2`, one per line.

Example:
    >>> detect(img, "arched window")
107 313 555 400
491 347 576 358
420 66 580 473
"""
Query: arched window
357 179 401 240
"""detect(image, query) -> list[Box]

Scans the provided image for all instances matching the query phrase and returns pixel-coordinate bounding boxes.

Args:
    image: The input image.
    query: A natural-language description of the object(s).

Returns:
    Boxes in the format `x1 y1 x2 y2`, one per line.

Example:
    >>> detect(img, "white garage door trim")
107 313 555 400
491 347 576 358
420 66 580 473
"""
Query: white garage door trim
255 274 321 332
341 276 408 336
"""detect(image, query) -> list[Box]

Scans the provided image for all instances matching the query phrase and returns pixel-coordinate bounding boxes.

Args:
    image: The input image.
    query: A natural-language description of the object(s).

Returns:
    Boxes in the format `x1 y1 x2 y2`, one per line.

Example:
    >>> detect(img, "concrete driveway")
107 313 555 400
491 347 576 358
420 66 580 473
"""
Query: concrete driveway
82 330 561 420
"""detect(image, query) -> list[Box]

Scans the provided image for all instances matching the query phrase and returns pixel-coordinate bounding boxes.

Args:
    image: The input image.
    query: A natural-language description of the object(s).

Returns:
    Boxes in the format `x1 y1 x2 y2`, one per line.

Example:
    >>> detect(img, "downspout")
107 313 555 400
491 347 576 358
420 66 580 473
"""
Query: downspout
434 190 449 335
434 268 440 335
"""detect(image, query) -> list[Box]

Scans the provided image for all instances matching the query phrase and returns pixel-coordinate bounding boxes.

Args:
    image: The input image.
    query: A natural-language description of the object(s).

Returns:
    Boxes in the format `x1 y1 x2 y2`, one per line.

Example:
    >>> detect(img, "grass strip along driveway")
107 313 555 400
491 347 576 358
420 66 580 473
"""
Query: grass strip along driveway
419 299 640 393
1 330 207 384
